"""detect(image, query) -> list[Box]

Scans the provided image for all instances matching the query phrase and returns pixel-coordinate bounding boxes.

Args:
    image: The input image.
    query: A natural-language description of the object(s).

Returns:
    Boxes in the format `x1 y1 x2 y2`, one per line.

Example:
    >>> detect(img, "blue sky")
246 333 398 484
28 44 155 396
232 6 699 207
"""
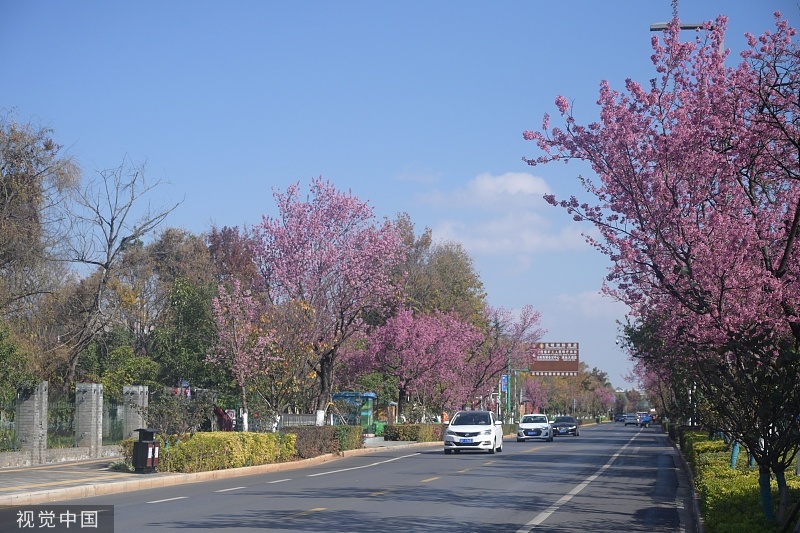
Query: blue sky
3 1 796 389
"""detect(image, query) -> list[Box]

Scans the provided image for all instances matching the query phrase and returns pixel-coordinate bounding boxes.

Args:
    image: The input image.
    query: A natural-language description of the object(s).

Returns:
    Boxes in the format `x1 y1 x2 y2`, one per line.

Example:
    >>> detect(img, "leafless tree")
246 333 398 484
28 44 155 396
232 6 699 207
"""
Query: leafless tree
56 156 181 387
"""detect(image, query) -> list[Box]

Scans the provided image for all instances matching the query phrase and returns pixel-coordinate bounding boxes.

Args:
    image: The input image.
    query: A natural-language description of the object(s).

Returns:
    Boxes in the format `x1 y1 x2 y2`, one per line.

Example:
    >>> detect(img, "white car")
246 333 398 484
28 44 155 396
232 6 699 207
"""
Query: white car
443 410 504 454
516 413 553 442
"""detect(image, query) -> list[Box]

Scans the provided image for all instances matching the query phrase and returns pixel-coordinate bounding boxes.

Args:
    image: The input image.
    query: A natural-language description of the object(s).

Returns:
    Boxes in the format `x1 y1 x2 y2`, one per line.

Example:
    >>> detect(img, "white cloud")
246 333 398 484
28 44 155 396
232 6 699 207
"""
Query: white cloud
419 171 551 210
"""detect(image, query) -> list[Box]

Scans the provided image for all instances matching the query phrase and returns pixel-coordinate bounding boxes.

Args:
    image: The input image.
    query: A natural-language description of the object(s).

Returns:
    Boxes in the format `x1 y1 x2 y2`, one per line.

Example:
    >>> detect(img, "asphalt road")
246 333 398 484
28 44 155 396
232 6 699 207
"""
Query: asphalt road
2 423 698 533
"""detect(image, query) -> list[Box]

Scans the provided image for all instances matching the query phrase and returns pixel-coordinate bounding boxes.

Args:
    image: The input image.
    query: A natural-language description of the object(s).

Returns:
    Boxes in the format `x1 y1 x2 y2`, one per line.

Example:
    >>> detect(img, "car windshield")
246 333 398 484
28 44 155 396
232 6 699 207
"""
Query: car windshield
554 416 576 423
521 415 548 424
452 412 491 425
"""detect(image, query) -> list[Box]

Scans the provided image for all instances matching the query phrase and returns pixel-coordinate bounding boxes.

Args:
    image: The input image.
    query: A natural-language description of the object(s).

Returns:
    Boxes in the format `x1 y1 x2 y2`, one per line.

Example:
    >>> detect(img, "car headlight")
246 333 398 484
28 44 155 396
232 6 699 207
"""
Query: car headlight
445 429 456 436
481 428 492 436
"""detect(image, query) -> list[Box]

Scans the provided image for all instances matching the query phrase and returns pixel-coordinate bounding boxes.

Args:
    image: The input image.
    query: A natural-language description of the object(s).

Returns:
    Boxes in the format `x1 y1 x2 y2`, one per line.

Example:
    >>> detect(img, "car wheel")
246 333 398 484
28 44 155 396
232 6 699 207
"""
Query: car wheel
575 431 579 437
497 440 503 453
444 449 452 455
549 434 554 442
489 440 496 454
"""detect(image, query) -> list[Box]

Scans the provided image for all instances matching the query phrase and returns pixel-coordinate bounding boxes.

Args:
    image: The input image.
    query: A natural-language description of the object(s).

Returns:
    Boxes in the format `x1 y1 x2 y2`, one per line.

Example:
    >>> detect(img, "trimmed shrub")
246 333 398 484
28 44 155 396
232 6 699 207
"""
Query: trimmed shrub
334 425 363 451
681 432 800 532
158 431 296 473
280 426 340 459
383 424 443 442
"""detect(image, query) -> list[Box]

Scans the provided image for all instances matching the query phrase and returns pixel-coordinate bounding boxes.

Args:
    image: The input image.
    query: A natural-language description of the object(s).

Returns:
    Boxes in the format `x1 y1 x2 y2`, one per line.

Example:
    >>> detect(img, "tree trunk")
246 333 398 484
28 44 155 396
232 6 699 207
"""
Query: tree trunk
731 441 740 469
315 351 335 412
397 386 408 423
759 466 777 523
241 385 249 432
776 469 789 525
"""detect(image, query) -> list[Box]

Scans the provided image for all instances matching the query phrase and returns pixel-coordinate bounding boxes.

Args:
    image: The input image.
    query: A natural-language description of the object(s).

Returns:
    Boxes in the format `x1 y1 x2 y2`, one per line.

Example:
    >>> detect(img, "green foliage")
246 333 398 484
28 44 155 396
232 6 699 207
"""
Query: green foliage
682 433 800 532
158 431 296 473
100 346 160 403
383 423 443 442
151 277 221 390
279 426 340 459
120 437 135 463
334 425 363 451
0 322 37 403
77 327 135 382
0 428 16 451
143 390 215 436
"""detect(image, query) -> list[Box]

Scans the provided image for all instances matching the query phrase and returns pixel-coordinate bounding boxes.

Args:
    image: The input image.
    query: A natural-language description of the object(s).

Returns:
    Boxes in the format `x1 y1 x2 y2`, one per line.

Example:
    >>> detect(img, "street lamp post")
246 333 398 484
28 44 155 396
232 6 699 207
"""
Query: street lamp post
505 349 511 423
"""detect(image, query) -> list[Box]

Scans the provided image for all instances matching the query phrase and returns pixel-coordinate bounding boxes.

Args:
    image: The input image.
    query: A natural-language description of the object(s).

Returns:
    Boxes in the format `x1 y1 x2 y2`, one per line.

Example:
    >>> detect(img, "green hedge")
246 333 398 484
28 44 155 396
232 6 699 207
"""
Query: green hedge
681 432 800 532
279 426 340 459
157 432 296 473
334 425 364 452
383 423 444 442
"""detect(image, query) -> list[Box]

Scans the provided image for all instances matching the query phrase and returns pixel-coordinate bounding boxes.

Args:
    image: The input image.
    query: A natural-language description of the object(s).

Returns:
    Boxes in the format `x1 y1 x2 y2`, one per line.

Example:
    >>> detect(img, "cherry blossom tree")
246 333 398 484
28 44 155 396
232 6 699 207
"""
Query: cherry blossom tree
362 308 483 418
462 305 545 415
208 279 272 431
522 376 548 414
524 12 800 525
252 177 406 411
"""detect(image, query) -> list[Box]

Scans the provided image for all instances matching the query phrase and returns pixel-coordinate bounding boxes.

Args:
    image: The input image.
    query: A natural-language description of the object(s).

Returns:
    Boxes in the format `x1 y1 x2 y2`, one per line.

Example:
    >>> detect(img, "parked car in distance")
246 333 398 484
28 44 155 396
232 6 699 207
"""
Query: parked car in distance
517 414 553 442
551 415 579 437
443 410 504 454
614 414 626 423
624 413 639 426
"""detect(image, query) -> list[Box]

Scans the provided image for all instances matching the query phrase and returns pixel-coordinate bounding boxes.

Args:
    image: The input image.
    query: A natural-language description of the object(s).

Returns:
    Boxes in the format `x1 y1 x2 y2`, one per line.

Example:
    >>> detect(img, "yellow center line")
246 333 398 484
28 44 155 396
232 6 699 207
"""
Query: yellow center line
287 508 326 520
420 476 440 483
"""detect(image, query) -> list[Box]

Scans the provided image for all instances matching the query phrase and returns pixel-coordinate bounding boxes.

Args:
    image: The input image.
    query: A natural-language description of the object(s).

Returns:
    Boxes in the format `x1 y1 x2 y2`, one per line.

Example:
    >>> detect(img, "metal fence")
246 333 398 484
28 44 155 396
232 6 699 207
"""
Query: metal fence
47 398 75 449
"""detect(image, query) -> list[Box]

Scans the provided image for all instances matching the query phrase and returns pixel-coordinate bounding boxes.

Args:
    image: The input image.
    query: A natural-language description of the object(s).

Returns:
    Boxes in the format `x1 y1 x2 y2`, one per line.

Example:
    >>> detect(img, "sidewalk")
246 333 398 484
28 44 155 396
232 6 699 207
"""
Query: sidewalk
0 438 428 507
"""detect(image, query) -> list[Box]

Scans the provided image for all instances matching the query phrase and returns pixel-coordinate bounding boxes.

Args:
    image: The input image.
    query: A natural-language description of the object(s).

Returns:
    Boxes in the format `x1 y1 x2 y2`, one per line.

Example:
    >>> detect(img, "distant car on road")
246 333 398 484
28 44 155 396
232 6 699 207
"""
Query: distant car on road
624 413 639 426
443 410 504 454
615 414 626 423
638 413 652 427
551 415 579 437
517 414 553 442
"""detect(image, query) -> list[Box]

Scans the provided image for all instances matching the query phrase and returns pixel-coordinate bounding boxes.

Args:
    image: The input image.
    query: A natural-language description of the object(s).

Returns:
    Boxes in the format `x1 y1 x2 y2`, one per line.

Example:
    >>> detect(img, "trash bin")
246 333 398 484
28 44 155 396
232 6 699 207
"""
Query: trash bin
132 428 160 473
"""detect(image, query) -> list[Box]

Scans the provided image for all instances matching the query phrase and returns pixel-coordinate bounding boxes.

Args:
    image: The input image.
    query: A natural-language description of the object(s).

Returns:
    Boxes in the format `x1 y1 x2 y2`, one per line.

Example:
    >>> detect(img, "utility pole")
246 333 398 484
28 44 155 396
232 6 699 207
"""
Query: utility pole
506 349 511 422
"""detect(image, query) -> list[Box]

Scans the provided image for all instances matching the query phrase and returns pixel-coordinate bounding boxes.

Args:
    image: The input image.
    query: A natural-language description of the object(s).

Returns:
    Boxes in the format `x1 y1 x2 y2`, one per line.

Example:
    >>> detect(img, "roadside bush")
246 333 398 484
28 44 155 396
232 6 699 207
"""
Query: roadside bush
334 425 363 451
381 423 444 442
416 423 444 442
280 426 339 459
158 431 296 473
120 437 135 464
681 432 800 532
